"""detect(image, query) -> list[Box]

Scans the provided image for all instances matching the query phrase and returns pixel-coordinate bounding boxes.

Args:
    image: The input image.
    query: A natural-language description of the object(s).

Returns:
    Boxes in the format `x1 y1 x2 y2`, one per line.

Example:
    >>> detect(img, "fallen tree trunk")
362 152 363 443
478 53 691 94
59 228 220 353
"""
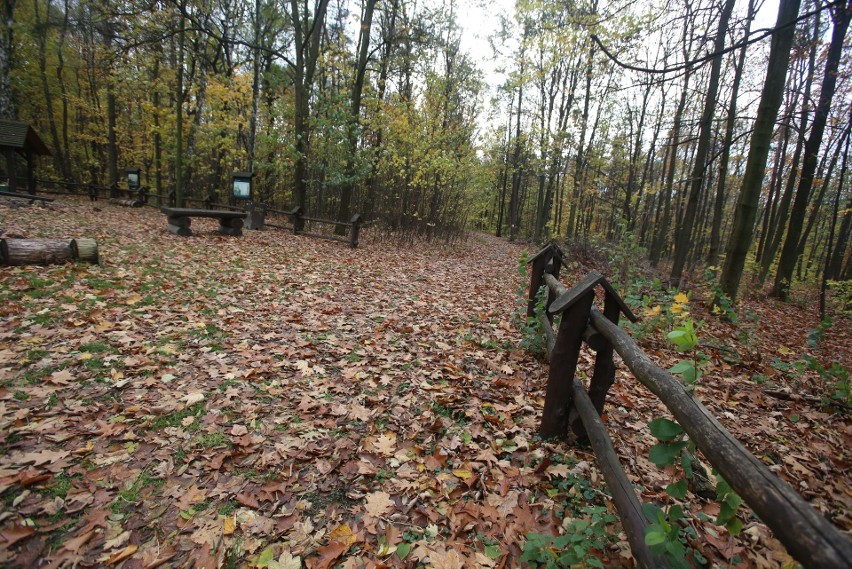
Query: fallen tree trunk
70 238 99 264
1 238 100 266
1 239 74 266
109 198 142 208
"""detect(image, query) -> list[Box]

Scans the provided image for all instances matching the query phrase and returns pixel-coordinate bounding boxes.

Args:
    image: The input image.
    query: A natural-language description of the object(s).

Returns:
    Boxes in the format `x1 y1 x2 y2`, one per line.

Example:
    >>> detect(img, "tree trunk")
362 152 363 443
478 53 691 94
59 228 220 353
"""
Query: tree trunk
650 72 690 266
34 0 67 179
708 0 754 266
820 134 849 316
567 40 595 239
670 0 736 286
336 0 377 233
175 0 186 207
772 0 851 299
0 0 16 119
248 0 261 174
289 0 330 210
719 0 802 300
797 122 850 261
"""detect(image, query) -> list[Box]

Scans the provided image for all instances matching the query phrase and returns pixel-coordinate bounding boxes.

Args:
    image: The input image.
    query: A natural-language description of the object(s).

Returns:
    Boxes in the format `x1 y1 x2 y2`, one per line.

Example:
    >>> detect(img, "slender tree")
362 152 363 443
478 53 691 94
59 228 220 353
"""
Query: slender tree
719 0 802 300
772 0 852 299
670 0 736 286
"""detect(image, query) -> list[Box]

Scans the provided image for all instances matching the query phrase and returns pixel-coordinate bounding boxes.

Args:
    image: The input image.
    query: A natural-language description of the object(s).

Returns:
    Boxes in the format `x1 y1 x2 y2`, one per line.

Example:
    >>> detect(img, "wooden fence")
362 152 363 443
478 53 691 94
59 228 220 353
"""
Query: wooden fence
525 243 851 569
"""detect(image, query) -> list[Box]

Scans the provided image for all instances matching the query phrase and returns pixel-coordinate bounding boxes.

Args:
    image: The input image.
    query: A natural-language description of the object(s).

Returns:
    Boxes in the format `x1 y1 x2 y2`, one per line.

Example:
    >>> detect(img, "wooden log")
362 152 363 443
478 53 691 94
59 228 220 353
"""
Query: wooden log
539 291 594 438
69 238 99 264
0 190 54 202
543 257 562 320
589 306 852 569
1 238 73 266
539 312 556 360
109 197 142 207
543 273 568 298
527 250 550 319
571 380 670 569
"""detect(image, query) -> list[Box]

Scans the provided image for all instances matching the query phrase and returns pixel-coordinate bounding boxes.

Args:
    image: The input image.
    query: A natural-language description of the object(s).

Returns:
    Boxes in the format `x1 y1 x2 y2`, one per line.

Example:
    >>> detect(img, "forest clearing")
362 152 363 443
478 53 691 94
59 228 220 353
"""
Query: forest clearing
0 196 849 567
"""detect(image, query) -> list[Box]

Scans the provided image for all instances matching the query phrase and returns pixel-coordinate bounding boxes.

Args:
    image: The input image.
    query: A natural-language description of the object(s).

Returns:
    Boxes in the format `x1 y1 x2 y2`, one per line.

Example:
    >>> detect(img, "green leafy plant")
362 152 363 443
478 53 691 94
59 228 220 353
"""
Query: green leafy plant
802 355 850 408
714 475 743 536
643 503 690 568
520 506 615 568
513 253 548 357
705 267 738 322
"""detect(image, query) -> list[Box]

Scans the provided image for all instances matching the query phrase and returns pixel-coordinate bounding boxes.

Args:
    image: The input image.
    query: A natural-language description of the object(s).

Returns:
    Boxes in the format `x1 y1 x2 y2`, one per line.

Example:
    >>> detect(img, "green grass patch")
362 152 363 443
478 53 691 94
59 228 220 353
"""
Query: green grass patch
110 470 164 515
195 432 230 449
80 341 113 354
149 402 206 431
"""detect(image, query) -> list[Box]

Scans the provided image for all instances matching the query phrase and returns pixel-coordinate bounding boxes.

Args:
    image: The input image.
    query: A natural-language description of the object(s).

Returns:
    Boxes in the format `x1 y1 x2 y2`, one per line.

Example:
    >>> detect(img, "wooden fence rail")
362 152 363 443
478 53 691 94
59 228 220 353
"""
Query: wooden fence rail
526 243 851 569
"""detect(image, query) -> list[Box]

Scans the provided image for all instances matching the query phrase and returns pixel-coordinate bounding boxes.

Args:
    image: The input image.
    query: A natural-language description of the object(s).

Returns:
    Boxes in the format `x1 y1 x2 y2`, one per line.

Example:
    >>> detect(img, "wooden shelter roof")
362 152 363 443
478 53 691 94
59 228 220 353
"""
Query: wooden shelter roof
0 120 51 156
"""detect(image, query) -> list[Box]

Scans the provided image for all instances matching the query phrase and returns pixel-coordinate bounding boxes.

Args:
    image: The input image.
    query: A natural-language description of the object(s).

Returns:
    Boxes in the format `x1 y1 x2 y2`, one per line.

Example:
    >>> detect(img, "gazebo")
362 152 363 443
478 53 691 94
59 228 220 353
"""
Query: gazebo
0 120 51 194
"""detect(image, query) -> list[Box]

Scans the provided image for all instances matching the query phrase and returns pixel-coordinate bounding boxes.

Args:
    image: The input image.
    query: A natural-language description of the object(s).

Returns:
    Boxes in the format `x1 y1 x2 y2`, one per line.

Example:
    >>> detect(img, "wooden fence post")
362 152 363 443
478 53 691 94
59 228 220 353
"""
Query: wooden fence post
573 286 637 441
540 288 594 438
291 206 304 234
527 243 562 320
349 213 362 248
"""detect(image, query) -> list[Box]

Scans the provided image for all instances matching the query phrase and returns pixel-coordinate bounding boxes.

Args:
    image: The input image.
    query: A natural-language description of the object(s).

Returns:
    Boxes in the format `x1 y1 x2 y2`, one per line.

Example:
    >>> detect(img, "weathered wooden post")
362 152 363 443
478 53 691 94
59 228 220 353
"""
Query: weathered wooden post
539 271 601 438
573 281 636 441
349 213 362 248
527 243 563 320
290 206 304 234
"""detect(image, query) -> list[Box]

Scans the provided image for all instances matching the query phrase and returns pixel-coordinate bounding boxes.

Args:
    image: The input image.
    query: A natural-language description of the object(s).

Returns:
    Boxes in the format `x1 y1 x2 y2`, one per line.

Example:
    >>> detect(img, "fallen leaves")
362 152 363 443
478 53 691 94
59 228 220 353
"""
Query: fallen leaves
0 197 848 568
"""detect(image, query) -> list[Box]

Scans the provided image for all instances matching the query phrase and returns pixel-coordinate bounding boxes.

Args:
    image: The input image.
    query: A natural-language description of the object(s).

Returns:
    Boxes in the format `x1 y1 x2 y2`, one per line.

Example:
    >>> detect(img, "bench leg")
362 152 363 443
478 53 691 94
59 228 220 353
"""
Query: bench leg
167 216 192 236
218 217 243 237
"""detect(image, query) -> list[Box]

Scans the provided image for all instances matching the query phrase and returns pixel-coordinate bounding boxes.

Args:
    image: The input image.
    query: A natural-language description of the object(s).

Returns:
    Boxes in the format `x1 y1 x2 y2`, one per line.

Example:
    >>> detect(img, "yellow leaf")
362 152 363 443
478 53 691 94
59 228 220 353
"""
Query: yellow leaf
223 516 236 535
125 295 142 305
328 523 356 546
673 292 689 304
107 544 138 565
452 469 473 480
778 347 792 355
645 305 661 317
79 353 93 361
670 304 684 314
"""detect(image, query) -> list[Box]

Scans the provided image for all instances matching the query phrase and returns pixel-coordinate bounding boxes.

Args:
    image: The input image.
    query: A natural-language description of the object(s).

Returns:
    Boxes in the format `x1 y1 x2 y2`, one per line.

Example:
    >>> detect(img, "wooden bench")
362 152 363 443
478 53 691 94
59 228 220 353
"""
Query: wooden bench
0 190 54 203
161 208 248 237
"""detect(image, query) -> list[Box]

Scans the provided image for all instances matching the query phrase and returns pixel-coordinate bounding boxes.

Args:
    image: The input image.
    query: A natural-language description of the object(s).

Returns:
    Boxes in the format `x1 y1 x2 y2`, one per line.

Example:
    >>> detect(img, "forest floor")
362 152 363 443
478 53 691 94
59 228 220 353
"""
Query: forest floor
0 195 849 568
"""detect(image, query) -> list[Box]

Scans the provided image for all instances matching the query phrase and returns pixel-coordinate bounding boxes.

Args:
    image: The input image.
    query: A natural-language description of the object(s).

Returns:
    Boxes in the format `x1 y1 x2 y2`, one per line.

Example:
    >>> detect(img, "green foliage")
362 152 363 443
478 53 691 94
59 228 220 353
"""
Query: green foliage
647 418 692 470
642 503 690 568
802 355 850 409
514 254 548 357
705 267 738 322
806 316 832 349
826 280 852 316
666 319 698 352
609 221 646 294
520 506 615 568
714 475 743 536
